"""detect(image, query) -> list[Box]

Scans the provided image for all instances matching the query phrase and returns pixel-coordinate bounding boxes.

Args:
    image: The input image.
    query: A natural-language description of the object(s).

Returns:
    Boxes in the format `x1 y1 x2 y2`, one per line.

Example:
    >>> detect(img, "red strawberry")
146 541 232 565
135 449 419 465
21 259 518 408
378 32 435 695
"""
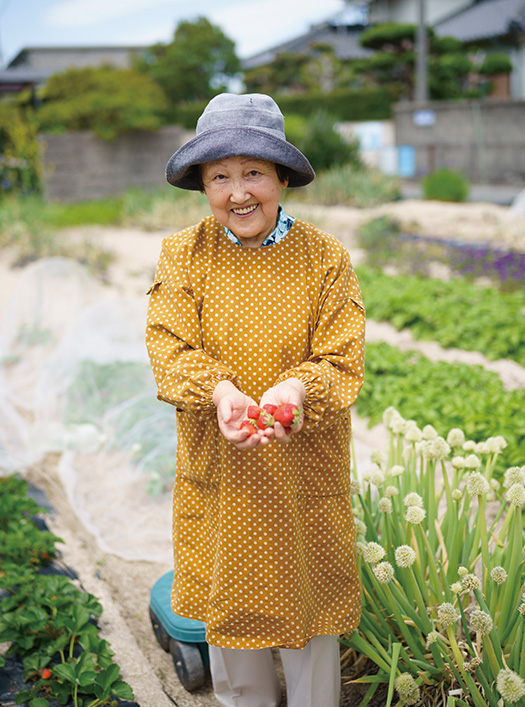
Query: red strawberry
283 427 292 435
256 410 275 429
240 419 258 435
262 403 277 415
41 668 52 679
274 404 301 431
247 405 262 420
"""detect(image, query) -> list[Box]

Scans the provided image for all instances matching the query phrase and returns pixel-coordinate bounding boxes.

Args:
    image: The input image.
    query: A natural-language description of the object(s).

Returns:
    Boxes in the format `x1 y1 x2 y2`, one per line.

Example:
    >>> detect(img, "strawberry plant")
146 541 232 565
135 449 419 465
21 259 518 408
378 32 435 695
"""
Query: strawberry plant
1 518 61 568
0 475 61 568
0 474 135 707
0 475 49 526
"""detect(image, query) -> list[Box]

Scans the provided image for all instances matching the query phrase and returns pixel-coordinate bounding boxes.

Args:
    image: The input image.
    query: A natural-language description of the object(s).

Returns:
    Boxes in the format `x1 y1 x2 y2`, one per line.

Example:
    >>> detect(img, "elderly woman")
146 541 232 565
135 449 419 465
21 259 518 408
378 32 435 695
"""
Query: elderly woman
146 93 365 707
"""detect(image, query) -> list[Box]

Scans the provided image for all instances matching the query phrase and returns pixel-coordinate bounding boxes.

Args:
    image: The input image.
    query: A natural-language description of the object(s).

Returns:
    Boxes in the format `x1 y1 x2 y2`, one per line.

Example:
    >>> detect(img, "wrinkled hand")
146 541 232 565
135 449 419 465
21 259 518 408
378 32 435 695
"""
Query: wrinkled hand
213 381 271 449
259 378 306 444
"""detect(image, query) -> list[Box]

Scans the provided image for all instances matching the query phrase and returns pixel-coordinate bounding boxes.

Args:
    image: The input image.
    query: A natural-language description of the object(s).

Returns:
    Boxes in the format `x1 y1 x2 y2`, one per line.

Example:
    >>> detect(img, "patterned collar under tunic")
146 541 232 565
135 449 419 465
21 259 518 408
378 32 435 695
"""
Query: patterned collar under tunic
223 204 295 247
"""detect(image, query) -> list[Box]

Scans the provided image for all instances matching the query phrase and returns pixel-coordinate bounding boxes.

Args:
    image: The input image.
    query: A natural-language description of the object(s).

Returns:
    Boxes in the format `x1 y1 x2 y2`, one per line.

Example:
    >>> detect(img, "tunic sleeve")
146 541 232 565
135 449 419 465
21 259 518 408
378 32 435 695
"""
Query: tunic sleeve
275 246 365 432
146 240 238 419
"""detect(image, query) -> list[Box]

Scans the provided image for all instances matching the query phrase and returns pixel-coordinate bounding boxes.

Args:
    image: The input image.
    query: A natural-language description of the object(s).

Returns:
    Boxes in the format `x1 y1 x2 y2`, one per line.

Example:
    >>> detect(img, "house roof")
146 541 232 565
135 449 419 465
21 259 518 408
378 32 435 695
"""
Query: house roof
242 20 372 71
435 0 525 42
0 69 50 82
7 45 146 69
0 68 50 93
2 45 147 94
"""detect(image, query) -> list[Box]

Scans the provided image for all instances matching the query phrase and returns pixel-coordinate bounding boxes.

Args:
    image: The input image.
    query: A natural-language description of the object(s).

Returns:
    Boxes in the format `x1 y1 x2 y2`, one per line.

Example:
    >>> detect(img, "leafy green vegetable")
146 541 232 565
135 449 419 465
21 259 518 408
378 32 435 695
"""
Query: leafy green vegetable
357 342 525 468
357 264 525 365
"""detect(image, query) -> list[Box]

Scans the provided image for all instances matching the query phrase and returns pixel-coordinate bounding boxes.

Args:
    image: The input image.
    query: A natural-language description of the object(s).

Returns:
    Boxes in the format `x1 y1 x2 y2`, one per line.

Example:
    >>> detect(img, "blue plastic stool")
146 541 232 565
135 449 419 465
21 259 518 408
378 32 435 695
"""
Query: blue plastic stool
149 571 209 691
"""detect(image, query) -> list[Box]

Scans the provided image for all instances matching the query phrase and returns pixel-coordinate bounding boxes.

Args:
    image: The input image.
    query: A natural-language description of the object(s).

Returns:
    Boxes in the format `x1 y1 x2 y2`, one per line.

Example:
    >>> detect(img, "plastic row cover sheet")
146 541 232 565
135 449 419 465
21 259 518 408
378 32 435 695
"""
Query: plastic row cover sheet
0 258 174 563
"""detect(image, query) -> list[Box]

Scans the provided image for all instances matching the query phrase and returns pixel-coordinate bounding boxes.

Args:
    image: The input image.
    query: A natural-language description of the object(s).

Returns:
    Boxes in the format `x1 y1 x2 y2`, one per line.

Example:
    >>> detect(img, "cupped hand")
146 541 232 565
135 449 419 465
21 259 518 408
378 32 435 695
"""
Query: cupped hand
259 378 306 444
213 380 271 450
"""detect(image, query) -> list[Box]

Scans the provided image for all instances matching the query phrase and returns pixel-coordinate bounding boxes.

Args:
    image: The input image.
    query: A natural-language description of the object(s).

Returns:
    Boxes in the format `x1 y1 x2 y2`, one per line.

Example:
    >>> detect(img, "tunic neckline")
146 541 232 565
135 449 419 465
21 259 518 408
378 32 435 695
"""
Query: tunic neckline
217 216 300 257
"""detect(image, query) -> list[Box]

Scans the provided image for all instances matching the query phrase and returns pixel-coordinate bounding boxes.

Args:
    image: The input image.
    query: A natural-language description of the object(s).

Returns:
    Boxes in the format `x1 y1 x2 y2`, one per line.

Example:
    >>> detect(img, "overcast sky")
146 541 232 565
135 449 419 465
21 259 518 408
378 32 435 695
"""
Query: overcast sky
0 0 346 68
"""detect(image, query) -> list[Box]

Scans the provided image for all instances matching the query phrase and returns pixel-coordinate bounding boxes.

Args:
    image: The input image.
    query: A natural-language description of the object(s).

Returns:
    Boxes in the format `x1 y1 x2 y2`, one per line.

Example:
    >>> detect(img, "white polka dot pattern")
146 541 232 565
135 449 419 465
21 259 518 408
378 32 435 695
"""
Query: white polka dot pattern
146 216 365 649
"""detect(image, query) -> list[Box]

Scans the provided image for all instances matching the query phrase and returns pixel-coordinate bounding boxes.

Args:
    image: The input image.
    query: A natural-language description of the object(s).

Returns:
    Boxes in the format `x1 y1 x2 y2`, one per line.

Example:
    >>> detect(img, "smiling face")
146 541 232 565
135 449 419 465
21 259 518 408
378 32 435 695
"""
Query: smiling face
201 156 289 248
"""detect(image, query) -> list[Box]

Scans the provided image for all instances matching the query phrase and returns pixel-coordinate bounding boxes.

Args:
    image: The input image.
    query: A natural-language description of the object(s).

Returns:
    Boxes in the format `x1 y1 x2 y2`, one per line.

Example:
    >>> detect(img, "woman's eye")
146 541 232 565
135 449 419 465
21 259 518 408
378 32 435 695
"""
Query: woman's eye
248 170 260 177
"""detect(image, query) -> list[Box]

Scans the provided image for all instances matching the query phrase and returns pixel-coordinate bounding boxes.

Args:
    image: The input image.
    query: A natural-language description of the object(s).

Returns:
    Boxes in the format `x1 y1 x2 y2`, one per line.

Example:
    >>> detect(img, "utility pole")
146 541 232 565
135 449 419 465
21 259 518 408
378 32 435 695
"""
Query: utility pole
0 0 13 68
415 0 428 102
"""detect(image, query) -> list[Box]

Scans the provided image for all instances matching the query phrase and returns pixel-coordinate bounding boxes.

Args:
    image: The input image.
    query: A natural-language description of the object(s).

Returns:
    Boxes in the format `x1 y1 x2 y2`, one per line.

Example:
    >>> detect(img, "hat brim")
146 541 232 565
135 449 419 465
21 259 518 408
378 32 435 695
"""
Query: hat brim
166 126 315 190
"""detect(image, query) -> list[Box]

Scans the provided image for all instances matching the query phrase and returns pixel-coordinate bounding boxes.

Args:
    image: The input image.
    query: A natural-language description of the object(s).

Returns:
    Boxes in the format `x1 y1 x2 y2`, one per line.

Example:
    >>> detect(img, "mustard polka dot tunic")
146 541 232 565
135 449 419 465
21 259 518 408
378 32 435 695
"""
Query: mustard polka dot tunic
146 215 365 650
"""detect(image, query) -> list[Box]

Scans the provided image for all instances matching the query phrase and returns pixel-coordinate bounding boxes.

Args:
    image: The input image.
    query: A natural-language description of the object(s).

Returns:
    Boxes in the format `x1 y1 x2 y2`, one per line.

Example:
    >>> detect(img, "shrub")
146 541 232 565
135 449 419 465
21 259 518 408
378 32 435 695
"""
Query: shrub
293 166 399 207
429 54 474 99
0 103 41 196
170 89 394 130
288 110 362 173
119 186 209 231
431 36 464 54
359 23 421 50
479 53 513 75
422 168 470 202
38 66 167 140
277 88 394 122
356 214 401 252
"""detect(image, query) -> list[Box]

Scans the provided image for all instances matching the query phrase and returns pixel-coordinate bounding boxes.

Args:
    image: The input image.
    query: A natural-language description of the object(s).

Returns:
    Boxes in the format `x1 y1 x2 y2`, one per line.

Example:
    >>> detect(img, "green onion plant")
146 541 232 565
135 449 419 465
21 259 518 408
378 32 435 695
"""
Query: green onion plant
342 407 525 706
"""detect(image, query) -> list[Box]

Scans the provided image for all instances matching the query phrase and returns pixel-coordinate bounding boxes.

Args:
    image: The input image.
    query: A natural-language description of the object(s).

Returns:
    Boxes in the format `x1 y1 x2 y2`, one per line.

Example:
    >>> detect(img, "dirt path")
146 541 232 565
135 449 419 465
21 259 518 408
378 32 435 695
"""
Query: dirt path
27 455 218 707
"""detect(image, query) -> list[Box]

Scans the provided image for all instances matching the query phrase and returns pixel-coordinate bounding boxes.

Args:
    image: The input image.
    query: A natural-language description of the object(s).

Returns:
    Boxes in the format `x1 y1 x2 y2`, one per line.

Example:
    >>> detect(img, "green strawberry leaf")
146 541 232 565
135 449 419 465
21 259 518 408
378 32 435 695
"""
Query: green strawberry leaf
94 663 121 695
53 663 77 684
110 680 135 700
78 669 98 687
16 689 36 704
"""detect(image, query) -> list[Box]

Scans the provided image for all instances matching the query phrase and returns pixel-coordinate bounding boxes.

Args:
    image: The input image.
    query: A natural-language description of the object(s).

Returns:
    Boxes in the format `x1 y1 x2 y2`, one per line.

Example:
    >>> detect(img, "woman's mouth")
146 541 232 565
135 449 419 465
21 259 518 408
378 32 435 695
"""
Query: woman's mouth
231 204 258 216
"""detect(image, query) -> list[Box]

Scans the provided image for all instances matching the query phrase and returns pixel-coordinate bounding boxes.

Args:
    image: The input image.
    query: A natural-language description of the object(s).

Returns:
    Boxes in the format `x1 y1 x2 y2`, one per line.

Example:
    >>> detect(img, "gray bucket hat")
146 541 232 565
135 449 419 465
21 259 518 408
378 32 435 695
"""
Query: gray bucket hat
166 93 315 190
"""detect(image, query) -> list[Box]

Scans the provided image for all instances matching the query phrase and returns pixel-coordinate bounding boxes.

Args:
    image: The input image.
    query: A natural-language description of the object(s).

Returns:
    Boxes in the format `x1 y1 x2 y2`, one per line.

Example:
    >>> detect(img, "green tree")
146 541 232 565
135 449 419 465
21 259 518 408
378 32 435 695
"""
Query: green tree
245 45 343 96
360 22 420 52
428 52 473 99
244 51 309 94
288 110 362 173
137 17 240 106
299 44 342 93
0 103 41 194
37 66 167 140
358 23 475 100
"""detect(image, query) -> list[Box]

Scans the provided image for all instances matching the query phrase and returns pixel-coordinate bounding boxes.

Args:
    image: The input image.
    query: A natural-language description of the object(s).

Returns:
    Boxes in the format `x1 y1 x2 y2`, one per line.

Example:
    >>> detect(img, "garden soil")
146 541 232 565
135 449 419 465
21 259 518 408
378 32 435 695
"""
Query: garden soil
1 198 524 707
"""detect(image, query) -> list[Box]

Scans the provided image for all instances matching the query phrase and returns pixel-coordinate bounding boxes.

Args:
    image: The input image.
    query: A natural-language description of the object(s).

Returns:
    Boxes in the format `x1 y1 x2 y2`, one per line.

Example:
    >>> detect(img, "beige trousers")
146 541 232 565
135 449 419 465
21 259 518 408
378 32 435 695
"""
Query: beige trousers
208 635 341 707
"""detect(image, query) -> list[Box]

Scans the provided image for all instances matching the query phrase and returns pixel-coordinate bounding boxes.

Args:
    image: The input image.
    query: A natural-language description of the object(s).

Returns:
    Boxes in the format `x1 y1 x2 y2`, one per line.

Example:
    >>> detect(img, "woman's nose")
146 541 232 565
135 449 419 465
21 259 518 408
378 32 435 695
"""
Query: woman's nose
229 178 249 203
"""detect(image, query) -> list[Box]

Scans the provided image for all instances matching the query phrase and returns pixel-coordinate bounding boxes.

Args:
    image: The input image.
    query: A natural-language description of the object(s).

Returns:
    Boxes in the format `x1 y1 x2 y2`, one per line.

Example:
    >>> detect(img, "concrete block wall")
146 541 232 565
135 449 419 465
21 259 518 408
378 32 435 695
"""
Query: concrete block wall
39 126 194 202
394 100 525 183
